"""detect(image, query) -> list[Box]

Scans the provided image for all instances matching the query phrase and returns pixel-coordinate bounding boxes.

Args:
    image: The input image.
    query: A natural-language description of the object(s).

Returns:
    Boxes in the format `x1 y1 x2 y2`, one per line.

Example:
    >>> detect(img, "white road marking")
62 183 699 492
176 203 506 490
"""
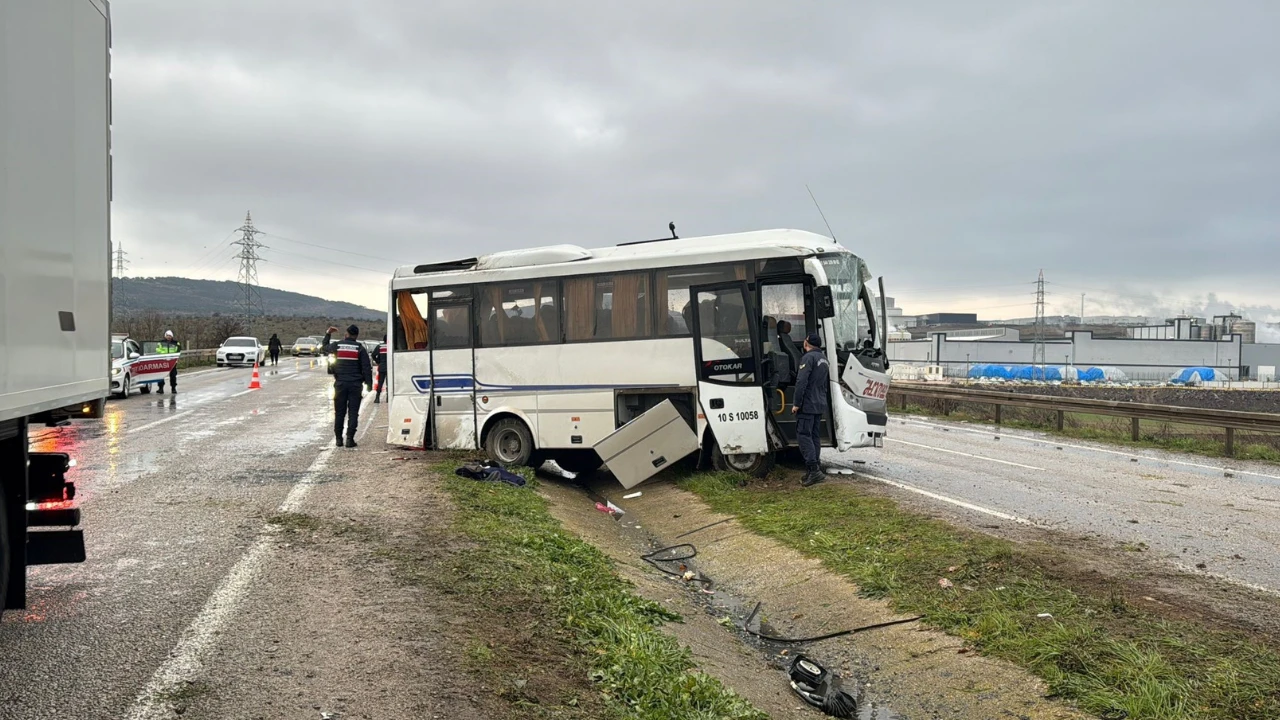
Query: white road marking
841 467 1033 525
125 411 195 436
887 438 1046 471
176 367 222 380
124 443 335 719
126 392 380 718
902 418 1280 481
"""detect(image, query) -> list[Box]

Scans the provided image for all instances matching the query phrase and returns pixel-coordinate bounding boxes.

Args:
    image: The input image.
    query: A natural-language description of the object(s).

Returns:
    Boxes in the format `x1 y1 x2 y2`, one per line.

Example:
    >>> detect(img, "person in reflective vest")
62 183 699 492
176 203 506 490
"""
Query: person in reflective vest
373 335 389 404
321 325 373 448
156 330 182 394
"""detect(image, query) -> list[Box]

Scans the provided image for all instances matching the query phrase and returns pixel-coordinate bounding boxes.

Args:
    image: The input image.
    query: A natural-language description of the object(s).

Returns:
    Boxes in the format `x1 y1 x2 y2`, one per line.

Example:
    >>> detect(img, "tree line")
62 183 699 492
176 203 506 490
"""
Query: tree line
112 312 388 349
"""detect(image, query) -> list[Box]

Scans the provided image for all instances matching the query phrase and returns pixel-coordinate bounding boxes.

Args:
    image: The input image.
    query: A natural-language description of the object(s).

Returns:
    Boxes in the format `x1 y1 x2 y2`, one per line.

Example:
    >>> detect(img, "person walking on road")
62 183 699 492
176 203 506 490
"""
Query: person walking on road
791 332 830 487
156 330 182 394
373 334 389 404
267 333 282 366
321 324 372 448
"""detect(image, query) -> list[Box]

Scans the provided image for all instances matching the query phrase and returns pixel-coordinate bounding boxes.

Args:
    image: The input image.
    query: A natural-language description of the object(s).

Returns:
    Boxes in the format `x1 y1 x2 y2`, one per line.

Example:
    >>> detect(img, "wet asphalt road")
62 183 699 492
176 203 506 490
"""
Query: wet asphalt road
1 359 346 720
6 363 1279 717
833 415 1280 593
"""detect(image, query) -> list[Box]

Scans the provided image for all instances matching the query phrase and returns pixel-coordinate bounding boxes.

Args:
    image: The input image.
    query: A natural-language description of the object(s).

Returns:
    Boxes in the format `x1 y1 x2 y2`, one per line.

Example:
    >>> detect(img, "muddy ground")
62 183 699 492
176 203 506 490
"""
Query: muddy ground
174 447 609 720
542 472 1091 720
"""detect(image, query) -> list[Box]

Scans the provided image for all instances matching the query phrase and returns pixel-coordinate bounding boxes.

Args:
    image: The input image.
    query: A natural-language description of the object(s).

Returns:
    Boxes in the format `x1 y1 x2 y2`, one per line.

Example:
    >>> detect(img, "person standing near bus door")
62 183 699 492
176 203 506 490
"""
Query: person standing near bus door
321 325 373 448
373 334 388 404
791 332 830 487
156 330 181 394
267 333 282 366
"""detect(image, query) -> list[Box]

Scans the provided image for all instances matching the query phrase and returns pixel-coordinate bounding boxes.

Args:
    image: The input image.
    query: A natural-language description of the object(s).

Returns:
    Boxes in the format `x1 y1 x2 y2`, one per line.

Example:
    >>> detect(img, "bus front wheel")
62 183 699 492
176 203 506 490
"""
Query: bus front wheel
486 418 534 467
711 445 775 478
553 451 603 477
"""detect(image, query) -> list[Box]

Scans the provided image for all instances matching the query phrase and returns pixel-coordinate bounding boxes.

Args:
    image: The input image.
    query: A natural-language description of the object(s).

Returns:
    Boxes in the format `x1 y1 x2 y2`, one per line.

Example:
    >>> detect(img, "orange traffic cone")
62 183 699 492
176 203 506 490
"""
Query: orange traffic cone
248 362 262 390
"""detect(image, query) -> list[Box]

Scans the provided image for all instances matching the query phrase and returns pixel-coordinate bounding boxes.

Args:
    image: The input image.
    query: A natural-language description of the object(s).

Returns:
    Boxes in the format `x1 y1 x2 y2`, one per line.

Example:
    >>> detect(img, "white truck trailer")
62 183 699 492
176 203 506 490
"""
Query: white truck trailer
1 0 112 618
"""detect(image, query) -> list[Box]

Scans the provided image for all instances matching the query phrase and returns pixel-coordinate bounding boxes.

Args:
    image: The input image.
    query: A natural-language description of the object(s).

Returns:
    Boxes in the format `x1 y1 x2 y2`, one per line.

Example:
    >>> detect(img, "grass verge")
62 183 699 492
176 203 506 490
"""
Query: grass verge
897 402 1280 463
439 462 766 720
680 470 1280 720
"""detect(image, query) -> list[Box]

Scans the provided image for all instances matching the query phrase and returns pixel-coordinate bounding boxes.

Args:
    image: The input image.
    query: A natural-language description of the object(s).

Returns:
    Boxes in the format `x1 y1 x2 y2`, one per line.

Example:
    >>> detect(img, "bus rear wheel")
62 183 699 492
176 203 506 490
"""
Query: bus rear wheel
486 418 534 467
711 445 775 478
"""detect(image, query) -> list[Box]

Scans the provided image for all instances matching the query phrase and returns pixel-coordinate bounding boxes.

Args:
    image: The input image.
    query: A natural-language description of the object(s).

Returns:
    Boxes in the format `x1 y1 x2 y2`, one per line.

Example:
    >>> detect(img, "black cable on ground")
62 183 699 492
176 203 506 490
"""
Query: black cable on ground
675 517 733 538
641 544 715 592
744 602 923 644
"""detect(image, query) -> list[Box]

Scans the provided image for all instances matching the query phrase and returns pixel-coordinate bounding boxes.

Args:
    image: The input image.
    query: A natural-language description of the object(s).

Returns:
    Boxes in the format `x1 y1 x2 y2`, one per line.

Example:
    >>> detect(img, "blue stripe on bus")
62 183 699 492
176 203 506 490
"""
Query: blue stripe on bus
410 374 675 394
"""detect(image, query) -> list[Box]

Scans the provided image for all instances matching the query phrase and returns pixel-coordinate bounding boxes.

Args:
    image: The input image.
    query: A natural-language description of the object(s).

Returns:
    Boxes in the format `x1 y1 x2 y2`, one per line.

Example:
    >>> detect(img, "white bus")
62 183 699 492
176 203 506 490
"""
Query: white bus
386 229 890 486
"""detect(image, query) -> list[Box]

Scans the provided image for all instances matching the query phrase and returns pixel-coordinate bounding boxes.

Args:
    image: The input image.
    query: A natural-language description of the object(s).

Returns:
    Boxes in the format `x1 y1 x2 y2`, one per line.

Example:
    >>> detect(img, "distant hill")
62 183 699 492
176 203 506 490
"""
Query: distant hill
113 276 382 320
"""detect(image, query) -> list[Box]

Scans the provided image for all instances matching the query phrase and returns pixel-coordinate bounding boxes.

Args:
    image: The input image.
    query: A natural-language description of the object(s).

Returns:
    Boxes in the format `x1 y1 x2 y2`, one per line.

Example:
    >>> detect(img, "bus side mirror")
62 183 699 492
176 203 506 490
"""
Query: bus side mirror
814 286 835 319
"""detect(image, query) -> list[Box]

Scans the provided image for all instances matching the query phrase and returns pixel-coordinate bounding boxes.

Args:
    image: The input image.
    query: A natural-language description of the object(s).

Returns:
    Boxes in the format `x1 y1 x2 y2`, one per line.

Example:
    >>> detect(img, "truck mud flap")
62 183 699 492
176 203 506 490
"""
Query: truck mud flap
27 530 85 566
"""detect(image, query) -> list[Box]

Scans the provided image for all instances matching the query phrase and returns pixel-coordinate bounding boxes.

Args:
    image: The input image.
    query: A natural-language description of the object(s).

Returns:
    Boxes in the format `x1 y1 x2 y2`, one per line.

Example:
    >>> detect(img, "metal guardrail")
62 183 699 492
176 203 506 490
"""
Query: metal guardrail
889 383 1280 457
181 349 217 361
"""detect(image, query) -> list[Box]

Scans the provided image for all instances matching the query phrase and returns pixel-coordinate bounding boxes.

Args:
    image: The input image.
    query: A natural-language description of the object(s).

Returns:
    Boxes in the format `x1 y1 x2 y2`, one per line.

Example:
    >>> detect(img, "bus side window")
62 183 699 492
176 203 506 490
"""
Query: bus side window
655 264 746 337
433 306 472 349
481 281 560 347
564 273 648 342
395 290 430 351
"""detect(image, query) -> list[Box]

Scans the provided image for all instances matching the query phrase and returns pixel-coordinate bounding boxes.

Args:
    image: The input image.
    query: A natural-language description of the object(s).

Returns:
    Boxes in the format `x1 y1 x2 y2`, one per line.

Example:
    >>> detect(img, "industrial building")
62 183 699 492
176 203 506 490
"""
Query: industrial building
888 316 1280 381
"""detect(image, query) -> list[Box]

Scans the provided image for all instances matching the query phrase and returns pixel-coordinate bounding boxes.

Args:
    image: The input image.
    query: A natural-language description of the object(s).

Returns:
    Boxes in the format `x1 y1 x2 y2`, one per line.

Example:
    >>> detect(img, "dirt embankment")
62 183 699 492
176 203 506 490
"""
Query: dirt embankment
992 385 1280 413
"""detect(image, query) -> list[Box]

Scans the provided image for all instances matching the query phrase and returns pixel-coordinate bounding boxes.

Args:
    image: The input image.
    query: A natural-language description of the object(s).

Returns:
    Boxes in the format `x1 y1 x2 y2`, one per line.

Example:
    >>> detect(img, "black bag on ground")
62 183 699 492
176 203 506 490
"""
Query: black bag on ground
455 461 527 488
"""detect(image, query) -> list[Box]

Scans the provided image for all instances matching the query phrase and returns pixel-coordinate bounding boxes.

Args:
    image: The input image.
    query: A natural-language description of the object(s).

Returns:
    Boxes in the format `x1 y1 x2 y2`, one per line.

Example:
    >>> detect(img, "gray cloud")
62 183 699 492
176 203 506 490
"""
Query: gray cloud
110 1 1280 313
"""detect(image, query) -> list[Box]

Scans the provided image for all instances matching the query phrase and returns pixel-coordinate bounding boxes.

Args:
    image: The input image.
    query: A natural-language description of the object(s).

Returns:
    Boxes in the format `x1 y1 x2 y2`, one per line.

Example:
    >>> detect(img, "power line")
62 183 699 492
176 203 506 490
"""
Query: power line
182 229 241 277
266 246 391 275
259 232 402 264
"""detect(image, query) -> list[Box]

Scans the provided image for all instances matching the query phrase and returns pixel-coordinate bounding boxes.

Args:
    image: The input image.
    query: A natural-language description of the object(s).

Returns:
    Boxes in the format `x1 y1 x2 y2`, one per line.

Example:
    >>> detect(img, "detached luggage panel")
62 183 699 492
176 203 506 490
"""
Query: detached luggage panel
595 399 698 490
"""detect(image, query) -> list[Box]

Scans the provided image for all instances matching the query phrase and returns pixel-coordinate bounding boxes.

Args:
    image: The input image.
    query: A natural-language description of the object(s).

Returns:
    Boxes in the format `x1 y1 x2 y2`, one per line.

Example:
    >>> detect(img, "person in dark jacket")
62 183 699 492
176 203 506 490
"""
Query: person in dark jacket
791 332 830 487
373 334 389 404
321 325 373 448
267 333 282 366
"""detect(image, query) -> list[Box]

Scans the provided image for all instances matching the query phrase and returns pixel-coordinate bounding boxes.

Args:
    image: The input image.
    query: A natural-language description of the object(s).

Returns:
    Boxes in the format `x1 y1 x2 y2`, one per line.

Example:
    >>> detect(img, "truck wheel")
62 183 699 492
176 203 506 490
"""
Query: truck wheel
1 485 10 618
711 445 776 478
486 418 534 467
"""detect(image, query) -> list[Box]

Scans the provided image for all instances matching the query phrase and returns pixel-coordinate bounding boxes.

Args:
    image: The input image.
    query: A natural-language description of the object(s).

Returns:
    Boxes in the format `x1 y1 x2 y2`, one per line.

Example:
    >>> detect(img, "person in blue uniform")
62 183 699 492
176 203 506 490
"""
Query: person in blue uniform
321 325 373 448
791 332 830 487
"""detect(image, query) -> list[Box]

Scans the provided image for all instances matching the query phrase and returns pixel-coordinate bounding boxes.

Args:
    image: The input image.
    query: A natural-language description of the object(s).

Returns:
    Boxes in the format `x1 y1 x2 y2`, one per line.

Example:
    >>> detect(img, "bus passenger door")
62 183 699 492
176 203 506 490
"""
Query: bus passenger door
429 301 478 450
689 282 769 456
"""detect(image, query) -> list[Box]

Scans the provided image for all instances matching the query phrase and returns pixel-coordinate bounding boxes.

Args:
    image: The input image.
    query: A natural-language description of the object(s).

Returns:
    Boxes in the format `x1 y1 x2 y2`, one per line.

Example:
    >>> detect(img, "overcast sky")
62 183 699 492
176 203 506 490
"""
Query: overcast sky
112 1 1280 324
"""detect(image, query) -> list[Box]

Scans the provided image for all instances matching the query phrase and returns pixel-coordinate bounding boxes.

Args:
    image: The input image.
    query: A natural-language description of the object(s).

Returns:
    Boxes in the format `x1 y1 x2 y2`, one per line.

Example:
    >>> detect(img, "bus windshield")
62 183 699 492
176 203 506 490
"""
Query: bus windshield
819 252 873 351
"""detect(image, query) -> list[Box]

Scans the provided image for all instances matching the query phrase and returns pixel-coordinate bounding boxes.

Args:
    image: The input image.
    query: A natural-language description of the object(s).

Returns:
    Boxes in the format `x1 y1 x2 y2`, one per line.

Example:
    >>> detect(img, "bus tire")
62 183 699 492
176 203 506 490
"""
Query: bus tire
486 418 534 468
555 452 603 477
711 445 775 478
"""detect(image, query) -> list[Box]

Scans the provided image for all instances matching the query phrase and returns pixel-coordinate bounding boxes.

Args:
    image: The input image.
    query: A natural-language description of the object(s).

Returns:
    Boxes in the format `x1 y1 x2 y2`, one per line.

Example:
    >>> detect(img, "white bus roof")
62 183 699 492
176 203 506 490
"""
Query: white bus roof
392 228 848 288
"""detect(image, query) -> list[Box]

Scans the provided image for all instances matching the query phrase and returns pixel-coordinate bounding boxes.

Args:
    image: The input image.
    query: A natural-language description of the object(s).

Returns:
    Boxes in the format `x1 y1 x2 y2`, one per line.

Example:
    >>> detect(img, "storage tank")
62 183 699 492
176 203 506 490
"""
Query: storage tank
1231 320 1257 344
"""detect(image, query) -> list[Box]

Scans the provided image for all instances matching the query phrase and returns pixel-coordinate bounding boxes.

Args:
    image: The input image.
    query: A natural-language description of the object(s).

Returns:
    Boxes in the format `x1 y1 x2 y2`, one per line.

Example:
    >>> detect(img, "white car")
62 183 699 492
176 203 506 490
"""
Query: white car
216 336 263 367
111 335 180 398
